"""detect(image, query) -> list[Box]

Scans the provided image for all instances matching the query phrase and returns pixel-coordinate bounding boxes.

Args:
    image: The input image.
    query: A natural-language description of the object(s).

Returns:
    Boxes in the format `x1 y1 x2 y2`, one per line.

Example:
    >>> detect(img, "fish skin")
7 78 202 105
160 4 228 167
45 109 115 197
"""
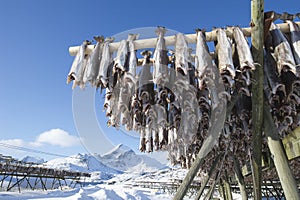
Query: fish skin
117 35 139 128
74 55 89 89
287 20 300 66
114 39 128 72
154 104 167 127
138 50 155 104
195 29 212 85
139 128 146 152
187 48 196 86
106 59 117 92
264 50 287 97
153 27 169 85
232 27 255 71
97 37 114 88
127 34 138 77
175 33 190 76
270 23 297 75
215 28 236 78
83 36 104 87
67 40 90 85
145 127 153 152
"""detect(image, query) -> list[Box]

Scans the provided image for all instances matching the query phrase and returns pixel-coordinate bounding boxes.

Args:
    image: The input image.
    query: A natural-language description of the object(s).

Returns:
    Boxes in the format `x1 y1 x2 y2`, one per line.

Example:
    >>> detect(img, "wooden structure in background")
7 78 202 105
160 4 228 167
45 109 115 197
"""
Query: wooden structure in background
0 154 90 192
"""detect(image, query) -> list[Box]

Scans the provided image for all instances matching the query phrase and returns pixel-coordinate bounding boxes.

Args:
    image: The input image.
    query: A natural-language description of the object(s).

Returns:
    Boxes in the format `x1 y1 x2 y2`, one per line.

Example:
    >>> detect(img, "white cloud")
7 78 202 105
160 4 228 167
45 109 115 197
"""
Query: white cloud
0 139 25 147
35 129 80 147
0 129 80 151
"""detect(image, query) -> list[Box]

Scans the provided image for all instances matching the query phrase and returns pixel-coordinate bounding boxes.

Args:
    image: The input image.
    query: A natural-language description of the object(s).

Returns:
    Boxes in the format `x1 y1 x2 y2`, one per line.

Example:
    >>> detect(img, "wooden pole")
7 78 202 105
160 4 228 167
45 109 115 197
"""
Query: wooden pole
223 171 233 200
172 155 205 200
194 154 222 200
68 22 300 56
250 0 264 199
232 155 248 200
263 104 300 200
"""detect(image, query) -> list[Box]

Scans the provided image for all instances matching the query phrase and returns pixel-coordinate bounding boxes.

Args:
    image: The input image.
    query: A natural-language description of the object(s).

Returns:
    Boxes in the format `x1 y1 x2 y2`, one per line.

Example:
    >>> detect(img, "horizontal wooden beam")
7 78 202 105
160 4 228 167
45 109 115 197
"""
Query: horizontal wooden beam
68 21 300 56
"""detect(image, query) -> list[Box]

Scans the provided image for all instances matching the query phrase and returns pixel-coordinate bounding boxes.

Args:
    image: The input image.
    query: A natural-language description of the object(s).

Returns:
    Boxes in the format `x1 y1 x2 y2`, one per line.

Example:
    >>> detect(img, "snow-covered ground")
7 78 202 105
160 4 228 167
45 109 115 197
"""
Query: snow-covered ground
0 144 242 200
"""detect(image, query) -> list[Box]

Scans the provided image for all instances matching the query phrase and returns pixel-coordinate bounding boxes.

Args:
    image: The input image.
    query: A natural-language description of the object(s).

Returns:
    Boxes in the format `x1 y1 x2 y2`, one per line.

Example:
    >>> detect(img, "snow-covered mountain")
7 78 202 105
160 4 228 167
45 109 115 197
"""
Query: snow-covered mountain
41 144 165 181
0 144 243 199
98 144 165 173
20 155 45 164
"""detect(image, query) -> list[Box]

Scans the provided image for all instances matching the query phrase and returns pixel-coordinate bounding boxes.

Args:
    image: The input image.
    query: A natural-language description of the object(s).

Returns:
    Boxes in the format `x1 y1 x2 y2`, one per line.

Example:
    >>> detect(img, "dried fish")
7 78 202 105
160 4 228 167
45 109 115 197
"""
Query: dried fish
113 39 128 72
97 37 114 88
74 55 89 89
83 36 104 87
127 34 138 77
215 28 236 78
145 127 153 152
138 50 155 103
67 40 91 87
264 50 286 95
153 27 169 85
139 128 146 152
232 27 255 71
270 23 297 75
175 33 190 76
287 20 300 66
195 29 213 86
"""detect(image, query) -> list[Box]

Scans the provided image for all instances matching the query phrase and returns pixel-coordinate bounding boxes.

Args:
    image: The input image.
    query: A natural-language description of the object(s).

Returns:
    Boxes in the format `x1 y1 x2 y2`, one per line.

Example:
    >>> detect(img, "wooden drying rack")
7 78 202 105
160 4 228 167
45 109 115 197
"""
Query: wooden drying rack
68 21 300 56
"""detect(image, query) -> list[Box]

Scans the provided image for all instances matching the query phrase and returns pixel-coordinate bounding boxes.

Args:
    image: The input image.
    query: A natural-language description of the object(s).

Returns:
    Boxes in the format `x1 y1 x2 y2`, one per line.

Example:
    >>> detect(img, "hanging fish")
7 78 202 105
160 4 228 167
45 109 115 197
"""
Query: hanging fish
153 129 159 151
215 28 236 78
139 128 146 152
74 55 89 89
145 127 153 153
67 40 91 86
114 39 128 72
195 29 213 88
264 49 286 96
127 34 139 78
169 50 177 88
138 50 155 104
270 23 297 76
232 27 255 71
106 56 118 92
153 27 169 85
175 33 190 76
83 36 104 87
187 48 196 86
109 80 121 128
97 37 114 88
287 20 300 66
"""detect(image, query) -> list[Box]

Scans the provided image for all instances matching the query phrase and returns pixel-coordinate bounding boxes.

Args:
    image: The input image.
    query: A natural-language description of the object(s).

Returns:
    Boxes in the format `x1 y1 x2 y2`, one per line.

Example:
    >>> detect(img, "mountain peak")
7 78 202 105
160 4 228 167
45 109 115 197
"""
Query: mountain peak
102 144 134 158
21 156 45 164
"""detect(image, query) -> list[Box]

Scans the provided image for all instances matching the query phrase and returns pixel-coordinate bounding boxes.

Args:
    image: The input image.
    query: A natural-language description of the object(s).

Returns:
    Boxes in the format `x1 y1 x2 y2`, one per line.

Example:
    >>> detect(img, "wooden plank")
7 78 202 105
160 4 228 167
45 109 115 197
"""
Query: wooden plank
282 127 300 160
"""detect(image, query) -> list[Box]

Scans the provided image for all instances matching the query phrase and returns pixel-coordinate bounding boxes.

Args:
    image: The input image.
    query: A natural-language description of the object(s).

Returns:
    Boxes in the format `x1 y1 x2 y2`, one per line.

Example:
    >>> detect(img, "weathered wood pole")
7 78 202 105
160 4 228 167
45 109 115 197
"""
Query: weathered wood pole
250 0 264 199
223 171 233 200
233 155 248 200
194 154 222 200
172 155 205 200
263 104 300 199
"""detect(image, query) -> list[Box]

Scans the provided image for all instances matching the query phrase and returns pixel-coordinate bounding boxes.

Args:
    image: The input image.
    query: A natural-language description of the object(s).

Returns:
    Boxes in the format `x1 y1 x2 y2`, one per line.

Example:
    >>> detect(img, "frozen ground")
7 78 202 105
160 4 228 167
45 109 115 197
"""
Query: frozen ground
0 144 242 200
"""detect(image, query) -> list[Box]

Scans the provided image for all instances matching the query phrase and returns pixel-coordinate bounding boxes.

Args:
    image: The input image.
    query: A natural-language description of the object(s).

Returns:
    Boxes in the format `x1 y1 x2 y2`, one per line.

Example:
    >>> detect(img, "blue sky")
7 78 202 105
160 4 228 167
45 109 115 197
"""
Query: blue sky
0 1 299 162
